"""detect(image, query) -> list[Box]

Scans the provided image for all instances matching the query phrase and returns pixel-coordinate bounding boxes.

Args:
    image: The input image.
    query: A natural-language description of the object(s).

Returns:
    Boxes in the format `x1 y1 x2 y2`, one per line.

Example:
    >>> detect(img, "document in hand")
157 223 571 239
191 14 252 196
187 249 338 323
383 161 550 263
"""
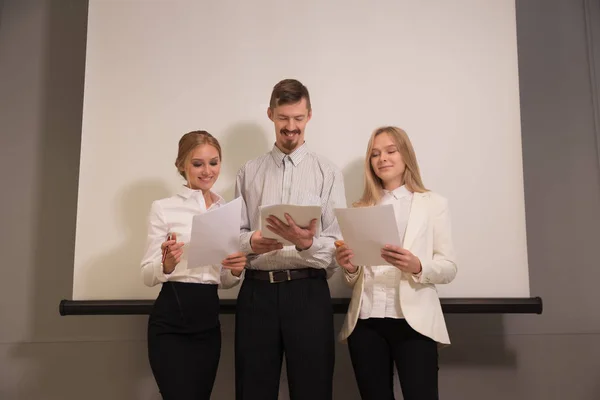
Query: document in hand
187 196 242 268
334 204 402 266
259 204 322 246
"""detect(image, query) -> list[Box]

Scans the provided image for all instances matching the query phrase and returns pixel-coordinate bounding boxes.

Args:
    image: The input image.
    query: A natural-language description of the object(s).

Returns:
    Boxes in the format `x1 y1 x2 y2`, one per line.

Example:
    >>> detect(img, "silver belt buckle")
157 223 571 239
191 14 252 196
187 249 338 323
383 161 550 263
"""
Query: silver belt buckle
268 270 292 283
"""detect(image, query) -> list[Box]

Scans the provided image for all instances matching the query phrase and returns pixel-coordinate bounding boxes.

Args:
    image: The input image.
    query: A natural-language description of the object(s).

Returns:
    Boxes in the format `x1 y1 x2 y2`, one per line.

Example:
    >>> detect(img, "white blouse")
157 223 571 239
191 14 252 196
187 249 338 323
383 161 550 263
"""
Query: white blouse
359 185 413 319
140 186 241 289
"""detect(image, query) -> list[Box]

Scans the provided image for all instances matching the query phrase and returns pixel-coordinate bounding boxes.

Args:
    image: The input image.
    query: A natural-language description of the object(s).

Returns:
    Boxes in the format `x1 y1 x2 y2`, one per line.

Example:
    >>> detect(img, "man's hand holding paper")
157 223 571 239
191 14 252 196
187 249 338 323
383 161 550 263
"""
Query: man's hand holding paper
258 204 322 249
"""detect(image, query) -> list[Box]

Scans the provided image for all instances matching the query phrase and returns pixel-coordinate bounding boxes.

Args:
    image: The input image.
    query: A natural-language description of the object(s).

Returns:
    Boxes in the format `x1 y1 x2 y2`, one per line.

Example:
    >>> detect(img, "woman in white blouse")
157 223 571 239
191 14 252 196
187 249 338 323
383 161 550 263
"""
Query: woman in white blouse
140 130 246 400
335 126 457 400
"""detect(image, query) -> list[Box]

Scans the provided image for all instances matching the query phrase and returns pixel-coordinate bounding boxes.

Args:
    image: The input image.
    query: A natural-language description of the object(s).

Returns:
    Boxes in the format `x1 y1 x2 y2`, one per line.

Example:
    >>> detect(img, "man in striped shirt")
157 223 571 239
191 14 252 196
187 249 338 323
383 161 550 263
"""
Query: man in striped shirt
234 79 347 400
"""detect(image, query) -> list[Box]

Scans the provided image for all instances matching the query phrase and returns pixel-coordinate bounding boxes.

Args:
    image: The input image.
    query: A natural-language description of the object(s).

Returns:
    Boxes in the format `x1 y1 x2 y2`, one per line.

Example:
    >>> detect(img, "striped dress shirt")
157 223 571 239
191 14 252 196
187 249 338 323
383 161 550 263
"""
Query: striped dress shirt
235 143 347 275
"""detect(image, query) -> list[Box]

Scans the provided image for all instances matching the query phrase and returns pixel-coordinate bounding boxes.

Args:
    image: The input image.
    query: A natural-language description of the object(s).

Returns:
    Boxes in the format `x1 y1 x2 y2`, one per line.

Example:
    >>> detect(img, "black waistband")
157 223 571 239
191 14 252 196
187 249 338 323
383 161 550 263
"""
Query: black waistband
244 268 326 283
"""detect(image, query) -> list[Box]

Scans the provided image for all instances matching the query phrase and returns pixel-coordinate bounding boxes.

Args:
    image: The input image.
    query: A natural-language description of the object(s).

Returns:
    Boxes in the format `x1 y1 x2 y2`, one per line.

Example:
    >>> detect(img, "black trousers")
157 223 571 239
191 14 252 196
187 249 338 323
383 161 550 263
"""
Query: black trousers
148 281 221 400
235 272 334 400
347 318 439 400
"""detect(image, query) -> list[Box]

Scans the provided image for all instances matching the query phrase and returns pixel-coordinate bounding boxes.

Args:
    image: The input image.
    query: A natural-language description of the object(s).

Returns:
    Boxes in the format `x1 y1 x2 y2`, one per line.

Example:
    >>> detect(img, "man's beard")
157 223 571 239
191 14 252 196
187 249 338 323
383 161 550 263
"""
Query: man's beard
280 129 300 151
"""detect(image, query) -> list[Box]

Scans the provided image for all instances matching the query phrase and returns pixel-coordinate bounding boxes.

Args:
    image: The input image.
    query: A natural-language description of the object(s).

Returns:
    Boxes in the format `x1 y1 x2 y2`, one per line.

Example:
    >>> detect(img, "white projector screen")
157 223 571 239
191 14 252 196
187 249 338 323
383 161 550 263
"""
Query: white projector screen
72 0 529 300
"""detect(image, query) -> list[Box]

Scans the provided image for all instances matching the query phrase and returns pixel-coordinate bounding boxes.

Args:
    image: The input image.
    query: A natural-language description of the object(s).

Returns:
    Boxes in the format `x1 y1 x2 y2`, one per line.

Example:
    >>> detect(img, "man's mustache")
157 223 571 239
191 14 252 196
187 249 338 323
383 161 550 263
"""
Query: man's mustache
281 129 301 135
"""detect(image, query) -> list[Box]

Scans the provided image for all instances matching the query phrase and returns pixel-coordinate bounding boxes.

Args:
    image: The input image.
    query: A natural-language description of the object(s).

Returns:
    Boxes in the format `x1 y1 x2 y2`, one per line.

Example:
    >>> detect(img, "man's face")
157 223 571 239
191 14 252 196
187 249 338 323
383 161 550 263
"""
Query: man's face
268 97 312 154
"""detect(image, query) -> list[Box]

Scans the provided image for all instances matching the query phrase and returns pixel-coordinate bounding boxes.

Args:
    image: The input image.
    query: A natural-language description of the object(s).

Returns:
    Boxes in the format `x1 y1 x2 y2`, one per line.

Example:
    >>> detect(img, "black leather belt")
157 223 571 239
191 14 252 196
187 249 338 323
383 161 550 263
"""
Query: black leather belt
244 268 326 284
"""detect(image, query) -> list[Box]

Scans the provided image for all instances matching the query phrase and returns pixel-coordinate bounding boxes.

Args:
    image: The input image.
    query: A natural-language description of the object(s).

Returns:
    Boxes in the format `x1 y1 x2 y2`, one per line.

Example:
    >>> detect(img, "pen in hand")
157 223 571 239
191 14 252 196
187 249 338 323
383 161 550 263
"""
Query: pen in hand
162 233 174 264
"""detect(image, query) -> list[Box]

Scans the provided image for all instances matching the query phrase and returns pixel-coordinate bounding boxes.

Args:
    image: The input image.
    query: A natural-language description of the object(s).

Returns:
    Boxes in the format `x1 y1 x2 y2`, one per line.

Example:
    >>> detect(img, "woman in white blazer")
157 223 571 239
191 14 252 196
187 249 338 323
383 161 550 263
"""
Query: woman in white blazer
336 126 457 400
140 130 247 400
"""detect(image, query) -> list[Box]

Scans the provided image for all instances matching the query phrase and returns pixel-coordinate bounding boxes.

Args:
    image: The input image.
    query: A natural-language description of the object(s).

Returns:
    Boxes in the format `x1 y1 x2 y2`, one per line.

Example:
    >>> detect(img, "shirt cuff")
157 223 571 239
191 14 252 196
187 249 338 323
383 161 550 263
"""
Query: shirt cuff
220 268 244 288
228 268 244 280
154 262 171 283
343 265 361 285
240 231 254 254
411 263 426 283
297 237 324 259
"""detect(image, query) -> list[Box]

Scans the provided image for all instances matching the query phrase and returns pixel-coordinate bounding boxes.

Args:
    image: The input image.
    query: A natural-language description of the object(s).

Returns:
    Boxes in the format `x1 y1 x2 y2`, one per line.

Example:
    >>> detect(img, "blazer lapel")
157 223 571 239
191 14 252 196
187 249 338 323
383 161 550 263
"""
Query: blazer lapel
402 192 428 250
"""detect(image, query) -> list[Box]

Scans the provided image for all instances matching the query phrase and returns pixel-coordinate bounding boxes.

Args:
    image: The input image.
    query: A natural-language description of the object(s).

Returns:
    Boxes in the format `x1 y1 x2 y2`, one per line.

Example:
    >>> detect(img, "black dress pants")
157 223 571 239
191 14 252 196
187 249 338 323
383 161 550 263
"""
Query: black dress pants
235 270 334 400
148 281 221 400
347 318 439 400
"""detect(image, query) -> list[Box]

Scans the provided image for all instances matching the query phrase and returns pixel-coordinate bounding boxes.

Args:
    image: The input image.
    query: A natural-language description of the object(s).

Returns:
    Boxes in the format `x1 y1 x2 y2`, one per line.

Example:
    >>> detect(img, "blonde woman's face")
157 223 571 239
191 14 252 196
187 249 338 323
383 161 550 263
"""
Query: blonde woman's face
183 144 221 191
370 132 405 190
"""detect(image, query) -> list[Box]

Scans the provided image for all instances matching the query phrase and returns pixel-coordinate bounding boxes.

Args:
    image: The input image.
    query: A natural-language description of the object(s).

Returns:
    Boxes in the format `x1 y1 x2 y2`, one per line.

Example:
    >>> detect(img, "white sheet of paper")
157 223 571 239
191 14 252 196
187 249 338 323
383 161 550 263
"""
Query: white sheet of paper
259 204 322 246
334 204 402 266
187 196 242 268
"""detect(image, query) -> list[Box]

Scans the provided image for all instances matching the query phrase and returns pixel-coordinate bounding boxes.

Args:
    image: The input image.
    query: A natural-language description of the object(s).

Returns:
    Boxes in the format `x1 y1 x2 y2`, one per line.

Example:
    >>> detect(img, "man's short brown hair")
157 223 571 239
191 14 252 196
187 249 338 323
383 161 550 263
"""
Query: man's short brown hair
269 79 311 110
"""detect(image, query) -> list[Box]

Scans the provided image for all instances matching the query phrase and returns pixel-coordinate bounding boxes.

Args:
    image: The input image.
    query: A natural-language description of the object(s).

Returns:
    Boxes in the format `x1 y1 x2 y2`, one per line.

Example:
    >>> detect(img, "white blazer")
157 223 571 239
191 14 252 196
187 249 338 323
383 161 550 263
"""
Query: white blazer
338 191 458 346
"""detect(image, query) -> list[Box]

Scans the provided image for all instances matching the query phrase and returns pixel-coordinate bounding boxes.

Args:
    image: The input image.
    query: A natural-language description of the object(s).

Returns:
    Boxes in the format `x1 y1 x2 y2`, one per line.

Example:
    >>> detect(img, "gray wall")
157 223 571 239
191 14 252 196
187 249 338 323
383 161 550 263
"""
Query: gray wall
1 0 599 399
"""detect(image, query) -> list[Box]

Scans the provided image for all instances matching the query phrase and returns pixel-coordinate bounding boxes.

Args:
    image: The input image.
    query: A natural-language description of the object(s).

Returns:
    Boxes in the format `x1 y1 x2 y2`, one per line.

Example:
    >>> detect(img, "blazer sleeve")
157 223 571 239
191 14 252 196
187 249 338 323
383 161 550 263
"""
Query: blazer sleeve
413 195 458 285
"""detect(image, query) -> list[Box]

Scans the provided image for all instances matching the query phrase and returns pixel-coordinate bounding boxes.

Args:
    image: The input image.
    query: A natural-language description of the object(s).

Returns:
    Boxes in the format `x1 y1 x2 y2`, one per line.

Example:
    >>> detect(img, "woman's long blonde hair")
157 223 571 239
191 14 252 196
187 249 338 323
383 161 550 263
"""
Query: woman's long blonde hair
354 126 427 207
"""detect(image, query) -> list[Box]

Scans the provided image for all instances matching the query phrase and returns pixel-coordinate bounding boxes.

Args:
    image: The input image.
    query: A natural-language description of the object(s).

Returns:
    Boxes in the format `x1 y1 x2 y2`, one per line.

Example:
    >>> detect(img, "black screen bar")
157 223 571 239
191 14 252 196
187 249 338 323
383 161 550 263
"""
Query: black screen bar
60 297 543 316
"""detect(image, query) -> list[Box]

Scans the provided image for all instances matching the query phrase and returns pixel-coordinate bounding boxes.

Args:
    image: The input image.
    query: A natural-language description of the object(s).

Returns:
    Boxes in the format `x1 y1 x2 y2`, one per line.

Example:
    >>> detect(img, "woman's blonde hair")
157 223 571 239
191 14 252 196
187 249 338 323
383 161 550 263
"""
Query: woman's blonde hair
354 126 427 207
175 130 222 180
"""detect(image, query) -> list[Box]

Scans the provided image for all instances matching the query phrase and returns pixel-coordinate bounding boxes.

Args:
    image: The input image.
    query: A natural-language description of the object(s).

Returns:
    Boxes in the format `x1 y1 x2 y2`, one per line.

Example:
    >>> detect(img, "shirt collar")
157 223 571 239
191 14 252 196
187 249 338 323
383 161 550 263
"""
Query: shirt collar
270 142 309 167
383 185 412 200
177 185 225 207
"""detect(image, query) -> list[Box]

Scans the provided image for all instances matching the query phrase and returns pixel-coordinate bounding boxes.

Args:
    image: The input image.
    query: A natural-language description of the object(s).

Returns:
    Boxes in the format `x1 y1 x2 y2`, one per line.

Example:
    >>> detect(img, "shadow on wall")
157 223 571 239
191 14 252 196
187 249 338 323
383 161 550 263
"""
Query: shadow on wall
343 157 364 207
323 157 365 300
78 179 171 299
12 2 160 399
217 121 270 202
